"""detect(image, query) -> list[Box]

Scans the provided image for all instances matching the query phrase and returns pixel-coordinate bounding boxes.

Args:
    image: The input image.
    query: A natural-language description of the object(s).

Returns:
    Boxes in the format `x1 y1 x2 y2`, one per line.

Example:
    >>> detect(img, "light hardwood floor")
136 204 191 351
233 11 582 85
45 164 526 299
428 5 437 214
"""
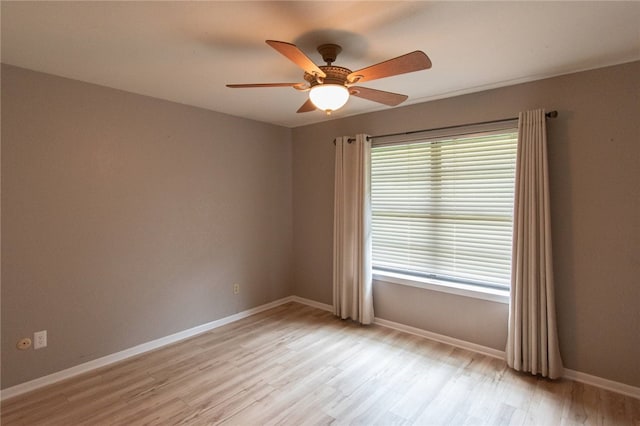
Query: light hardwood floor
2 302 639 425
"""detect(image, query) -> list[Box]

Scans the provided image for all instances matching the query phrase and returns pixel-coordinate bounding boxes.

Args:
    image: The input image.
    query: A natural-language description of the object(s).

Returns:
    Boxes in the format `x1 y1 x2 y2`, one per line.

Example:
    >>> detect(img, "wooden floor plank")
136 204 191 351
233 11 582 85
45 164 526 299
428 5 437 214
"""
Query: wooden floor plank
2 302 638 425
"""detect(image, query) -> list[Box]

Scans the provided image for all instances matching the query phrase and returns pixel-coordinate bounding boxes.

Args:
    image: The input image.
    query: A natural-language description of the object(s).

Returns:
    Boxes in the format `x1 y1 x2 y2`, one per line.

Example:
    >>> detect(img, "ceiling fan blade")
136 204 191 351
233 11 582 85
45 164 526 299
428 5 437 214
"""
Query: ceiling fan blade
349 86 408 106
347 51 431 84
296 98 317 113
226 83 302 88
266 40 327 78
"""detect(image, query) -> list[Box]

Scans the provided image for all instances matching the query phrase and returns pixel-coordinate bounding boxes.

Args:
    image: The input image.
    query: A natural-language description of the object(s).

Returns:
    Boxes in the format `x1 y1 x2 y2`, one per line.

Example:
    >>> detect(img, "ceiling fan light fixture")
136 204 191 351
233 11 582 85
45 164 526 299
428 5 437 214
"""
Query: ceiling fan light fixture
309 84 349 114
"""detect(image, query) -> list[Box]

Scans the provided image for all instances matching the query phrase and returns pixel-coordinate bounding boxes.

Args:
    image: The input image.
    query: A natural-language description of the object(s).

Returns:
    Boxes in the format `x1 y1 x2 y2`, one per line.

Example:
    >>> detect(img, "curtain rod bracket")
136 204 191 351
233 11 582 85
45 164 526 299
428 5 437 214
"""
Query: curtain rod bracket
333 138 356 145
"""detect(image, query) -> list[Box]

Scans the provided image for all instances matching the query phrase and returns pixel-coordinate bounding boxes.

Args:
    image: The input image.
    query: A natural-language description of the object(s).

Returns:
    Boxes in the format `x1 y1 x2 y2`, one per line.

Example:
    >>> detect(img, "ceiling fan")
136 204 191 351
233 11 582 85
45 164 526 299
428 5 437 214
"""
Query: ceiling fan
227 40 432 115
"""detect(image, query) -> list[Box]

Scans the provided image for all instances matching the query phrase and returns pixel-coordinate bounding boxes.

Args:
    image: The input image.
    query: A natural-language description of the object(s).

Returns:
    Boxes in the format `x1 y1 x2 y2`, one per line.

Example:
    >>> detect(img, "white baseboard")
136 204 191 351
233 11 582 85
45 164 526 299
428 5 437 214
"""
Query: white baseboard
1 296 295 401
3 295 638 401
563 368 640 399
373 317 506 360
290 295 333 312
371 316 640 399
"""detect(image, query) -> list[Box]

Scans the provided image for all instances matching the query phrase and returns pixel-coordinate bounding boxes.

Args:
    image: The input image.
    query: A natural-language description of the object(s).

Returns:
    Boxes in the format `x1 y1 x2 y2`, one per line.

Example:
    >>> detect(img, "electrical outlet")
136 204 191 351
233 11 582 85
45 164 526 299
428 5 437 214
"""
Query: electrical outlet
34 330 47 349
17 337 32 350
233 283 240 294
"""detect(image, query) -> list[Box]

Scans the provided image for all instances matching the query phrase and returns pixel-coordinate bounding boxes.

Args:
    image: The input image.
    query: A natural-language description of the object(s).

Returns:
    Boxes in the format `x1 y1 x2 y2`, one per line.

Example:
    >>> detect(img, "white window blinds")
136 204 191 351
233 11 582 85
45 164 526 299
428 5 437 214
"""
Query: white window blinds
371 126 518 290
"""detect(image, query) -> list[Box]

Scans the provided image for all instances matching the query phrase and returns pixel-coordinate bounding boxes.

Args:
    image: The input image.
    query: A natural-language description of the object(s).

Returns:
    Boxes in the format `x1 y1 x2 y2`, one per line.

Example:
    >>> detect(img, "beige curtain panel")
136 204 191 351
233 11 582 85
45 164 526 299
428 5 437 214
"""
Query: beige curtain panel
506 109 563 378
333 134 374 324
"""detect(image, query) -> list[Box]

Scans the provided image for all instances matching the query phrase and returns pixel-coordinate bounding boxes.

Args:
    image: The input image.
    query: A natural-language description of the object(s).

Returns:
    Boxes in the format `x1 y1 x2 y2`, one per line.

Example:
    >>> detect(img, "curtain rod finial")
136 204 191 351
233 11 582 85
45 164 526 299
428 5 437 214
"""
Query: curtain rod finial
546 110 558 118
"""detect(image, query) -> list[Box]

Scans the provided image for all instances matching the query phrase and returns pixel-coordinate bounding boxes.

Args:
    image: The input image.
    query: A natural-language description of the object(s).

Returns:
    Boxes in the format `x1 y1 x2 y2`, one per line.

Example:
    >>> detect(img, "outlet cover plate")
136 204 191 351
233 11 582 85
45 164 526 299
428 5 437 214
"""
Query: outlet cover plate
34 330 47 349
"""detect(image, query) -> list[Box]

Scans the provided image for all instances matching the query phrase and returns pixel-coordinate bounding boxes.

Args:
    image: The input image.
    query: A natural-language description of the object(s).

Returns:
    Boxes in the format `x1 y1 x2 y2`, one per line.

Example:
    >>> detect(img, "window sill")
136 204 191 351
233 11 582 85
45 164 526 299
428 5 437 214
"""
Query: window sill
372 270 510 304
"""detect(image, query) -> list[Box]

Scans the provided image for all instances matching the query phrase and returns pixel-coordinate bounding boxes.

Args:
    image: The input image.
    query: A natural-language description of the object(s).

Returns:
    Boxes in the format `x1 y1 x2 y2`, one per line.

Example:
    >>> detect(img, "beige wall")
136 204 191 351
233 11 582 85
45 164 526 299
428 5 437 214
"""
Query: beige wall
3 61 638 391
292 61 640 387
1 65 293 388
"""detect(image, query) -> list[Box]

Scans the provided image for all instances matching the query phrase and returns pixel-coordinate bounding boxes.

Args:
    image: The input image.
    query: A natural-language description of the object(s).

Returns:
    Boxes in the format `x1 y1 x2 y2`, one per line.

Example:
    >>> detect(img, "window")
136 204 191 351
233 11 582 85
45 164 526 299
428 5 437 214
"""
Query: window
370 124 518 295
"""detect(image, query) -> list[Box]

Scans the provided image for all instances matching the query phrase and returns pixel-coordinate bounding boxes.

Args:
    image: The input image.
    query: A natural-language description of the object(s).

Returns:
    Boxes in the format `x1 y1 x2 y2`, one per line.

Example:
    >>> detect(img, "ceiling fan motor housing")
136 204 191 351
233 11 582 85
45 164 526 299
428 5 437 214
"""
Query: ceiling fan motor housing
304 66 351 87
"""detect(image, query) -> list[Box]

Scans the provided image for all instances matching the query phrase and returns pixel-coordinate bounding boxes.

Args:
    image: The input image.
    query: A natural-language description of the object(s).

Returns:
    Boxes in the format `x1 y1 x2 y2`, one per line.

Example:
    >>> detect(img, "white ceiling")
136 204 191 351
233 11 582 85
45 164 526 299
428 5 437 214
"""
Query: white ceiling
2 1 639 128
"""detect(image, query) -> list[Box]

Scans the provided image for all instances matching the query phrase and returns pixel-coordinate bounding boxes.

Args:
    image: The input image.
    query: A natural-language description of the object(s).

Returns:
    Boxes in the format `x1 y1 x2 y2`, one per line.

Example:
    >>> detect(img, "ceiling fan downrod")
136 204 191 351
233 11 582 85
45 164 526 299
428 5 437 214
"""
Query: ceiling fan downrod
317 44 342 65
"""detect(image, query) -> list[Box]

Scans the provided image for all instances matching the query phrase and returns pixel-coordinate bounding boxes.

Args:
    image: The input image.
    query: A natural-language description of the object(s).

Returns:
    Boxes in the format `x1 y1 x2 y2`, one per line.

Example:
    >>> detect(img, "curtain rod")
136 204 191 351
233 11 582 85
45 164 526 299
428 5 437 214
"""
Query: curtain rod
333 110 558 144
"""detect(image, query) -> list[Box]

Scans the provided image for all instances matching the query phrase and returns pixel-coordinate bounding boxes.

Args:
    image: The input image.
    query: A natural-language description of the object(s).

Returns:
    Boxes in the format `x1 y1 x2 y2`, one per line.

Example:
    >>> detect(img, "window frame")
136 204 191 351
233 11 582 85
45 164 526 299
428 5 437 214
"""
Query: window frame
369 121 518 303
